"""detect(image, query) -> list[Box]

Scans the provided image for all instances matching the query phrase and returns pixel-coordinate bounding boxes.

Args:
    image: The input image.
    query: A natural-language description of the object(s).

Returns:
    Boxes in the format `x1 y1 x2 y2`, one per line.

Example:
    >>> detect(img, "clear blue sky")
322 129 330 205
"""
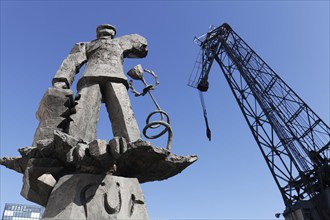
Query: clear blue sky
1 1 329 219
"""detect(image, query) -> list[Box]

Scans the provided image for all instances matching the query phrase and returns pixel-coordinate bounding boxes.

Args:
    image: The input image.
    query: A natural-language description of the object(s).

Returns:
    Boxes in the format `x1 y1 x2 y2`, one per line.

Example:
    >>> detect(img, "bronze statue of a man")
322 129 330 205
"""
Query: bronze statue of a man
52 24 148 143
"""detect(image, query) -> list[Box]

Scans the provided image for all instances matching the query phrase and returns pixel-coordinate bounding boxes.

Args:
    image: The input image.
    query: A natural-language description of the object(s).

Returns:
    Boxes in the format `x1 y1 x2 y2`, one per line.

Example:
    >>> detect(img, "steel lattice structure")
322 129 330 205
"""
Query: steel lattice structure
189 23 329 218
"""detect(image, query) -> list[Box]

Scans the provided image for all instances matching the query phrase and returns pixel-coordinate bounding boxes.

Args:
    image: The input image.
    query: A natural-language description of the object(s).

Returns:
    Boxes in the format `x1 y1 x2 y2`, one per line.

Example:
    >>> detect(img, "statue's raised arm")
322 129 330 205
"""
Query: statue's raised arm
52 42 87 89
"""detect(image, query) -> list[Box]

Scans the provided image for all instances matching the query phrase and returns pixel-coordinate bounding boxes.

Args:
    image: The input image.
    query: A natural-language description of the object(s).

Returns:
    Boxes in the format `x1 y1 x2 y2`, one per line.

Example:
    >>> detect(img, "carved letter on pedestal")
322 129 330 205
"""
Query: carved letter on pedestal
42 174 148 220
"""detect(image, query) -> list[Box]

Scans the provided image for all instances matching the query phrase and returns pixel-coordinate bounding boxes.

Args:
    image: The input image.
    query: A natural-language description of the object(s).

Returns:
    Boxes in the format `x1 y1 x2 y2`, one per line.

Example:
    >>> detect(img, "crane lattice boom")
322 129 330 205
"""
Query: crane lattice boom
189 23 330 219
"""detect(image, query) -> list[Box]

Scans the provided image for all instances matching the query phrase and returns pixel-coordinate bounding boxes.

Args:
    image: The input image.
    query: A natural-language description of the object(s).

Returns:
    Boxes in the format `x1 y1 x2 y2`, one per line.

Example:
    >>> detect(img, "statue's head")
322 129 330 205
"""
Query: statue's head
96 24 116 39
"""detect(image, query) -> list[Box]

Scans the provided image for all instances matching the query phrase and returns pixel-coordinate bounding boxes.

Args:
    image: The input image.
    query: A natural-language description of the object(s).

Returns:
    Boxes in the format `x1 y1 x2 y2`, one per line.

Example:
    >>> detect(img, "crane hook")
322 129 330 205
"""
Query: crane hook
199 91 211 141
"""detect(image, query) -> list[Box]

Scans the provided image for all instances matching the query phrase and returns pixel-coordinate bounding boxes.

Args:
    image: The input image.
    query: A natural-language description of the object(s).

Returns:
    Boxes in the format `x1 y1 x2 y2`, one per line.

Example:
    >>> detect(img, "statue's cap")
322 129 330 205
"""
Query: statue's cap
96 24 117 36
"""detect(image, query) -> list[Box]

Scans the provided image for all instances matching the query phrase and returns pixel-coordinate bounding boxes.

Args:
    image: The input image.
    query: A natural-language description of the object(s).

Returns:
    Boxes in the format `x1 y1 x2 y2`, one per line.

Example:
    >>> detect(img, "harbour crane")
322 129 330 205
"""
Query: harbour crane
188 23 330 220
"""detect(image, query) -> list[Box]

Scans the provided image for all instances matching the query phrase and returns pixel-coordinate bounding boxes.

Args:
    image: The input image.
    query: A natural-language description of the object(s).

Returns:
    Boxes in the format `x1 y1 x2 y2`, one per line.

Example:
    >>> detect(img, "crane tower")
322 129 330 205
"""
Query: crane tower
188 23 330 219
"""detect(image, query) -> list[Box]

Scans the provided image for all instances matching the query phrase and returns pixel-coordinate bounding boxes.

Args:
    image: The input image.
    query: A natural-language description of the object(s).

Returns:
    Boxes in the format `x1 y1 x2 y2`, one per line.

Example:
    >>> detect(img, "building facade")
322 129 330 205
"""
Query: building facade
1 203 44 220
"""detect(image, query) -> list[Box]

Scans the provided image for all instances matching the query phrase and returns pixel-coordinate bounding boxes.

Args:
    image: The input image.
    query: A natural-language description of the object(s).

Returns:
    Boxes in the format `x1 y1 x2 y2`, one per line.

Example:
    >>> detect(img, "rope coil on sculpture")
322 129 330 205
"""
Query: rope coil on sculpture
143 110 172 152
127 64 173 152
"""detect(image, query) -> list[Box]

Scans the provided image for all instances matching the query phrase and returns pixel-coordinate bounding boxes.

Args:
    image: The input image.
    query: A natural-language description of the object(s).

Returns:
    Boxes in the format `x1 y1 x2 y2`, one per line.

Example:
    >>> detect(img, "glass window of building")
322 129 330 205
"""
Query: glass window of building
1 203 44 220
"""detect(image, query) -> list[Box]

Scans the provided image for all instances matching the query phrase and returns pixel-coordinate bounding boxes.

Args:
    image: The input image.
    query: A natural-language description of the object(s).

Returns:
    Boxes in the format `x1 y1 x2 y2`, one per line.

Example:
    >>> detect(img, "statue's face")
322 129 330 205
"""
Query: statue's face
97 28 115 39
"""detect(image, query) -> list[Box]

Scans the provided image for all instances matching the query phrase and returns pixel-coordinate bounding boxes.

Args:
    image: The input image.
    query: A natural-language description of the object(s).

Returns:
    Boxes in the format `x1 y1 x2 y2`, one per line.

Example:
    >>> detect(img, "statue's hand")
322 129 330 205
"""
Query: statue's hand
53 81 69 89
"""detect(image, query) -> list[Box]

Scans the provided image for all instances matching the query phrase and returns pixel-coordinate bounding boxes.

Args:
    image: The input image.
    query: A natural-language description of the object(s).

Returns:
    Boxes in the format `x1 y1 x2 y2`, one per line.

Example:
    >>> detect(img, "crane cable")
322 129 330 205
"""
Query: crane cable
198 91 211 141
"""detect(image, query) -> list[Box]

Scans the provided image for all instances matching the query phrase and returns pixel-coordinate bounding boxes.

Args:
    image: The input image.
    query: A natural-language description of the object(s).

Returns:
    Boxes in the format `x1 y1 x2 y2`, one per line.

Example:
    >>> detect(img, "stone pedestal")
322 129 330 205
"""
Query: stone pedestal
42 174 148 220
1 134 197 215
